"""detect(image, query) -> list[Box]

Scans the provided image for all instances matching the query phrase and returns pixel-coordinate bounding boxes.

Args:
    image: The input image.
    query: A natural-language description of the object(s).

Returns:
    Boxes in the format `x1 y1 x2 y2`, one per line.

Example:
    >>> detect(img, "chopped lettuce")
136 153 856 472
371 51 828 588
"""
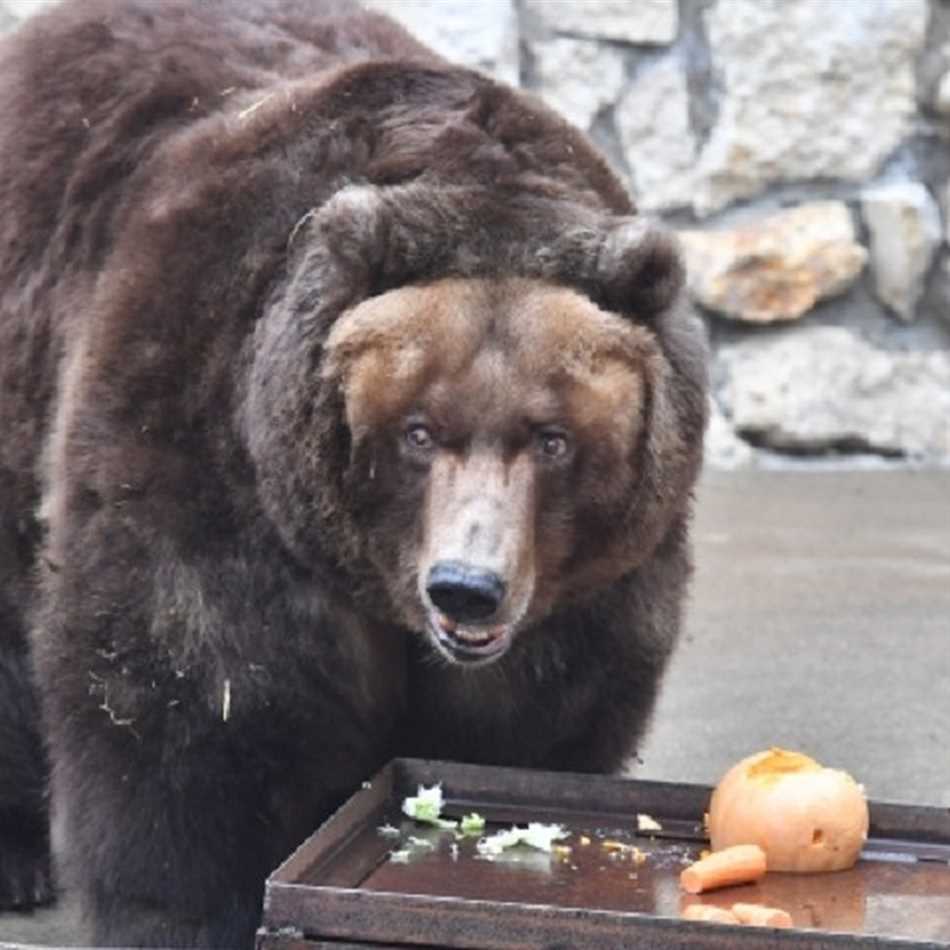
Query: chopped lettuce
476 822 568 857
401 784 458 829
459 812 486 836
637 813 663 833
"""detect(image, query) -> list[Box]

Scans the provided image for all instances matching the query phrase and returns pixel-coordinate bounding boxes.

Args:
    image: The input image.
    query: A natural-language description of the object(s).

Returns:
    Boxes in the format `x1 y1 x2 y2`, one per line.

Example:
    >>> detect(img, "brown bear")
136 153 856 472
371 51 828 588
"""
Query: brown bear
0 0 707 945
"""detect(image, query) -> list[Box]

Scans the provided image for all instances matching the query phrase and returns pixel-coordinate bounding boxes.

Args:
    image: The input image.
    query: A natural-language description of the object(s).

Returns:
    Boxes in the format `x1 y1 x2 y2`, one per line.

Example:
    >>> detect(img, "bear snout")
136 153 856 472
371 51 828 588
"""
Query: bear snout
425 560 506 624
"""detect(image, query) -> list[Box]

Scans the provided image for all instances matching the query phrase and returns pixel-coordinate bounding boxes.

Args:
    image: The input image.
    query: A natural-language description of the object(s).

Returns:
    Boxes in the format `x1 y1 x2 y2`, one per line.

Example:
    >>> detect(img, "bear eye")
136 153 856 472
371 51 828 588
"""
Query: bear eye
405 422 435 452
537 429 570 461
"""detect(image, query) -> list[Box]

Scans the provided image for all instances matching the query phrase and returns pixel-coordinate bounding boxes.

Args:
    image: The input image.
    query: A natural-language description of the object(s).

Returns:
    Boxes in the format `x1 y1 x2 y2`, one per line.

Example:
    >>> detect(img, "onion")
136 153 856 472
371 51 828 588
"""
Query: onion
707 748 869 872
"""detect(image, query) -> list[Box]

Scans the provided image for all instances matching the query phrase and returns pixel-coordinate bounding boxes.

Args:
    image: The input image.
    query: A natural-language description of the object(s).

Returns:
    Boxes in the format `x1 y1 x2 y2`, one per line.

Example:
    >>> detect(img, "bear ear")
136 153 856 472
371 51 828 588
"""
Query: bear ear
592 218 685 323
287 186 391 306
284 184 685 329
287 184 466 312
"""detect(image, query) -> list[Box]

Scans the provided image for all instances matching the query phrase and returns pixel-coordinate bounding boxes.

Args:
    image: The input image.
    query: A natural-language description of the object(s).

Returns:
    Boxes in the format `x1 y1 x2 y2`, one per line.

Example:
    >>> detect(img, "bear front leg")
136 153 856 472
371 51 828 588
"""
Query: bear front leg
32 530 395 949
45 688 284 949
44 660 383 949
0 644 54 911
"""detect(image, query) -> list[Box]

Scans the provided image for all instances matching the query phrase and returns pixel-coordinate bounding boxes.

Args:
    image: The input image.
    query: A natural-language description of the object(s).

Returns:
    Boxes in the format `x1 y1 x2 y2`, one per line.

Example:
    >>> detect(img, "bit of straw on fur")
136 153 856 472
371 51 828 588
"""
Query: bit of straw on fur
237 93 273 121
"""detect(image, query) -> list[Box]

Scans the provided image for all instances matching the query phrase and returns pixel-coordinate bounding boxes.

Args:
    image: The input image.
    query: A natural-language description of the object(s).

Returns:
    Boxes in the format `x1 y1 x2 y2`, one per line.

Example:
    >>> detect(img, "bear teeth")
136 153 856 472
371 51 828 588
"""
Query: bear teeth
437 613 457 634
453 625 505 646
434 612 507 646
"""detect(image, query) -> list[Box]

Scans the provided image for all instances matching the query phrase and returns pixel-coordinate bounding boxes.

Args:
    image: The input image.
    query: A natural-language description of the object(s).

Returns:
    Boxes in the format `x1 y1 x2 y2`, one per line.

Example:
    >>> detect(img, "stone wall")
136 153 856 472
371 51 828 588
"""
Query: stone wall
6 0 950 467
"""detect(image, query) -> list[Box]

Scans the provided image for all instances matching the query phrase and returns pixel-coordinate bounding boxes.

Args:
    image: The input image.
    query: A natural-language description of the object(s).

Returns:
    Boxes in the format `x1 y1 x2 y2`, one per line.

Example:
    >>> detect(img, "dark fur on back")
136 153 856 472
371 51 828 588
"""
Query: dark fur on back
0 0 707 945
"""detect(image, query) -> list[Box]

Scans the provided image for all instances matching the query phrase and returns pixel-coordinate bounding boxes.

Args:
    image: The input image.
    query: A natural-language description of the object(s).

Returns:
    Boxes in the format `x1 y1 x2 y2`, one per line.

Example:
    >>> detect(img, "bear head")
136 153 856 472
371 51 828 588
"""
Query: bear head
245 182 707 666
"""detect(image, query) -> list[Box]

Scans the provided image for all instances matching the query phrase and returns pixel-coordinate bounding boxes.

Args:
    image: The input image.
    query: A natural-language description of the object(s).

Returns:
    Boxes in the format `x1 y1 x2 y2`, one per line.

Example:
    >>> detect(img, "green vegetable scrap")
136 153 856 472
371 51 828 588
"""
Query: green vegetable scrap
476 823 569 857
459 812 486 836
401 784 458 830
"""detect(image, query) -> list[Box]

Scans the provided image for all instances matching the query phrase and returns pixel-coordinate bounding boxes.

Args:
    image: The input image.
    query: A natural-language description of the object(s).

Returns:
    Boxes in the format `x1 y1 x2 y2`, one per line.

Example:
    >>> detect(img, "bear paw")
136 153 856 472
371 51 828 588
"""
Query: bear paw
0 811 54 910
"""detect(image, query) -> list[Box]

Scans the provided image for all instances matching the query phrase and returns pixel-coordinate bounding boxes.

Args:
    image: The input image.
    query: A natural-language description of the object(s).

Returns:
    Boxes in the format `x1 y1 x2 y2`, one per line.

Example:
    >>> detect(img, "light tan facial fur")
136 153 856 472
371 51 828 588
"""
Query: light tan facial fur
326 278 647 440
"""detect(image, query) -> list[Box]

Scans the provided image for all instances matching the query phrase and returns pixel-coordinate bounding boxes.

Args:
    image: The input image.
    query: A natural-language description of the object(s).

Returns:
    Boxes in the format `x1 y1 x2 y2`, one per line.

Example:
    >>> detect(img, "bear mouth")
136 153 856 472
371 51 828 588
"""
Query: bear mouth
427 611 512 665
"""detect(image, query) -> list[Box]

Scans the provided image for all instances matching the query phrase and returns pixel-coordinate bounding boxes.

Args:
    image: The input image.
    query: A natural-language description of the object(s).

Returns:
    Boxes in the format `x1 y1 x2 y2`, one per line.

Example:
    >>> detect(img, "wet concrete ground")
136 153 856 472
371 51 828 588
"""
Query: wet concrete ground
633 469 950 808
2 469 948 946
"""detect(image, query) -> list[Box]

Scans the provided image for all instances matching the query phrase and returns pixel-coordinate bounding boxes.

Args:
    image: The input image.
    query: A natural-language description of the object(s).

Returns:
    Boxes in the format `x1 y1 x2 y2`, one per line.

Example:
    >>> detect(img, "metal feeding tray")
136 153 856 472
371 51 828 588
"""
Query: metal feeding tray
257 758 950 949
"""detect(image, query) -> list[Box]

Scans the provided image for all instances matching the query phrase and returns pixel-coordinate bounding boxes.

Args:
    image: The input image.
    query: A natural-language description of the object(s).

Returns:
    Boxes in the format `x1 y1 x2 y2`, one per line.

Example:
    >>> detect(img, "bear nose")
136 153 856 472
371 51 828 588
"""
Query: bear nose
426 561 506 623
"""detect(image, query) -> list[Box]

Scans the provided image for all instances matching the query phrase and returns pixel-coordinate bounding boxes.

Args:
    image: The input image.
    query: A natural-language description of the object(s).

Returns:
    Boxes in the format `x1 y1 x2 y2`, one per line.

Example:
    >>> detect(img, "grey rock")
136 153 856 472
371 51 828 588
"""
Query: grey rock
525 0 677 46
530 37 625 131
616 56 697 212
934 69 950 116
0 0 58 29
363 0 519 84
2 0 57 19
693 0 927 216
704 398 755 470
862 182 942 323
939 180 950 245
719 326 950 460
932 255 950 330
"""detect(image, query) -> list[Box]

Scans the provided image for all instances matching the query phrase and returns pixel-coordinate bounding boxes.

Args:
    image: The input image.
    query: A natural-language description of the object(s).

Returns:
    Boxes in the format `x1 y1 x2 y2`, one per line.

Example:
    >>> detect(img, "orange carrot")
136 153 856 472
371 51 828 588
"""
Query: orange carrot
679 844 767 894
731 902 793 928
681 904 741 924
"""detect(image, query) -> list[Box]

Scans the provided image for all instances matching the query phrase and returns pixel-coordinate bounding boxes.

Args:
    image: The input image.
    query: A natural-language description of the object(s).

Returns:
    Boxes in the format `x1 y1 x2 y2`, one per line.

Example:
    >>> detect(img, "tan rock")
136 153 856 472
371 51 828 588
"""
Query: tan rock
678 202 867 323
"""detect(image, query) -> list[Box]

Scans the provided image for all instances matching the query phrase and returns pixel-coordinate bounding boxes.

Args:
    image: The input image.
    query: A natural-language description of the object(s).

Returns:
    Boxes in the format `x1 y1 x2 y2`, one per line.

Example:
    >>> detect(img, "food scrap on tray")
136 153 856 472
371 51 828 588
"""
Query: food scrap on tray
476 823 569 857
392 781 692 874
681 902 792 928
731 902 793 928
392 784 569 863
459 812 486 836
708 747 869 872
400 783 458 830
681 904 740 924
678 747 871 929
680 844 767 893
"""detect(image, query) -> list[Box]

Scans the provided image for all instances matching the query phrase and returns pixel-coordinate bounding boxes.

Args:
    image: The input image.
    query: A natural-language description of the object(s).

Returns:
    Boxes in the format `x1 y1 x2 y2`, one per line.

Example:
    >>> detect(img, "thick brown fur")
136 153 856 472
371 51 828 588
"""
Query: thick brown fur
0 0 707 946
